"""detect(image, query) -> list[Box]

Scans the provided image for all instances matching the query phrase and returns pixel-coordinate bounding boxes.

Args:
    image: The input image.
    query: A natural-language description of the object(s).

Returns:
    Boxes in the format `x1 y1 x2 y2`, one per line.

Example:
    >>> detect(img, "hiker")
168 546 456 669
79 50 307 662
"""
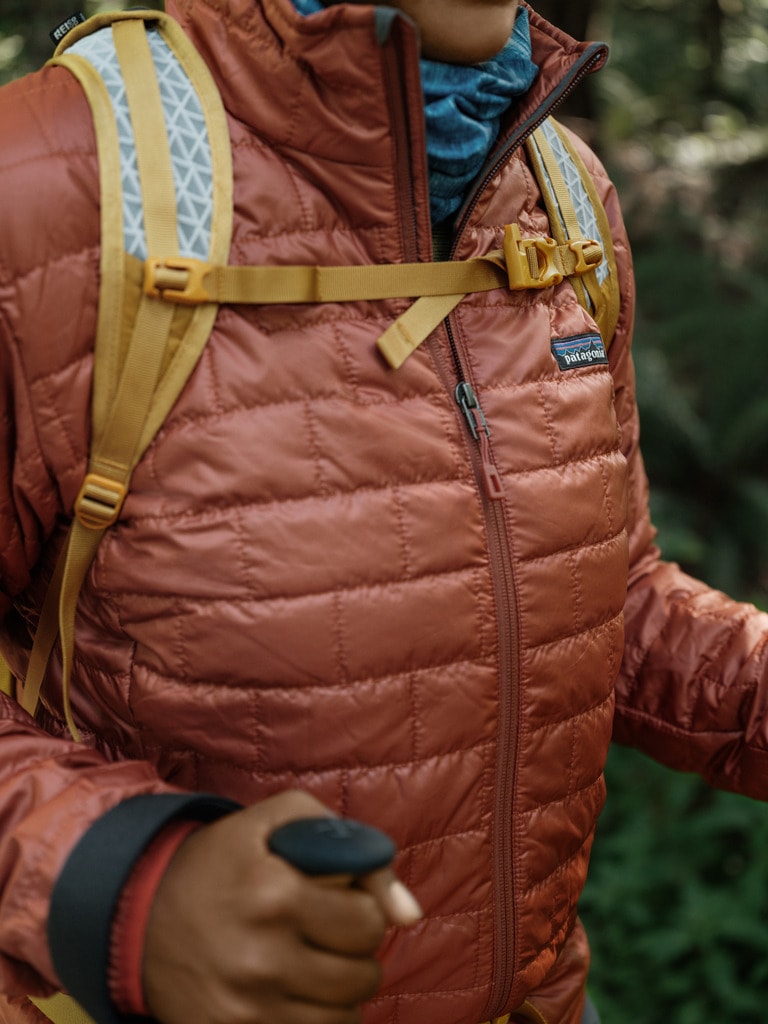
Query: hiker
1 1 767 1023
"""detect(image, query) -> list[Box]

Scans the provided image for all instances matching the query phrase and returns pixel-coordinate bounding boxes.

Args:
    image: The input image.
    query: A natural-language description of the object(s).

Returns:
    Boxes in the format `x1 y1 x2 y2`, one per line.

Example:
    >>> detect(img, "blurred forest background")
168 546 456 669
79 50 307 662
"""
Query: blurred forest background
3 0 768 1020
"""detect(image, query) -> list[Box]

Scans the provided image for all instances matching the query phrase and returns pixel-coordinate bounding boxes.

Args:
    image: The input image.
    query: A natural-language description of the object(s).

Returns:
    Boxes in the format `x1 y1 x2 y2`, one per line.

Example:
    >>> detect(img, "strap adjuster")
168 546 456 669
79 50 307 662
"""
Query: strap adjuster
144 256 212 305
503 224 603 291
504 224 563 290
568 237 603 275
75 473 127 530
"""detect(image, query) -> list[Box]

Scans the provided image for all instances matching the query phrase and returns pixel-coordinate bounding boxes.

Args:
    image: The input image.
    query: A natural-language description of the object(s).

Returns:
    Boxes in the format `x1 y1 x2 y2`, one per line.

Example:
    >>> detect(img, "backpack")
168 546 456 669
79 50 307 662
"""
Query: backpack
11 10 619 1023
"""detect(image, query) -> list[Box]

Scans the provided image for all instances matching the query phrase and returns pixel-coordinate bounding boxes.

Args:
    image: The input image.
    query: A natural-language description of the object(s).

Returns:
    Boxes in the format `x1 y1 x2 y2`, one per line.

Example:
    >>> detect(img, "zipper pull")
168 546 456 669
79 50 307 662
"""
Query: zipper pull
455 382 504 500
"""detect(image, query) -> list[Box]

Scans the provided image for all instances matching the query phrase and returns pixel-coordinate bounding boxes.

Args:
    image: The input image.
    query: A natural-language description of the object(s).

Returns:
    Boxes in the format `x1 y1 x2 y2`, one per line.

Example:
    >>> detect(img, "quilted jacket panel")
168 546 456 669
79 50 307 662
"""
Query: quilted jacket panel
1 2 768 1023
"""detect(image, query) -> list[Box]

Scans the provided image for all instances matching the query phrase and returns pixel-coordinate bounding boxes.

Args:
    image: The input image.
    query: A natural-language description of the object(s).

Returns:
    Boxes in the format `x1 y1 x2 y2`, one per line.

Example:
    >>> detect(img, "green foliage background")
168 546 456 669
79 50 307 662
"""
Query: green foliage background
579 1 768 1020
3 0 768 1020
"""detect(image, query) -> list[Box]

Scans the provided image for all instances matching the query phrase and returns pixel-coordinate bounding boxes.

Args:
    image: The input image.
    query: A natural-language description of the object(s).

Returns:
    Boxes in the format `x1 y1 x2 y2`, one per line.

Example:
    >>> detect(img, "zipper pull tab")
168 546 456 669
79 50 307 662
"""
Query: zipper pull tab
455 382 504 500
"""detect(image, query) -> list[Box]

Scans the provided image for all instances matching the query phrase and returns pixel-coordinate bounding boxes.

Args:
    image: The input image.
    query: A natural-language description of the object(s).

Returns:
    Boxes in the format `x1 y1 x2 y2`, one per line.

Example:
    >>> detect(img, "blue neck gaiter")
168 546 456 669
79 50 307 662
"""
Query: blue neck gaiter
290 0 539 223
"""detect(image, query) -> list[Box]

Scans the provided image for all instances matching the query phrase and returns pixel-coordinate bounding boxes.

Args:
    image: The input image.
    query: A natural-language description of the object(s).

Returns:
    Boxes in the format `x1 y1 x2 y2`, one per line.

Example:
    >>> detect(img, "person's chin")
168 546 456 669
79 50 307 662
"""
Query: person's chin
407 0 520 65
420 32 514 64
331 0 521 65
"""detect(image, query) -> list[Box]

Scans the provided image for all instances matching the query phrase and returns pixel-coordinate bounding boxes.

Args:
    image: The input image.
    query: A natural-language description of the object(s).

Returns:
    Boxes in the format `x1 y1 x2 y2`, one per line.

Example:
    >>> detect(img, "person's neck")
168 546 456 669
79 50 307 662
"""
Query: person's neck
290 0 538 223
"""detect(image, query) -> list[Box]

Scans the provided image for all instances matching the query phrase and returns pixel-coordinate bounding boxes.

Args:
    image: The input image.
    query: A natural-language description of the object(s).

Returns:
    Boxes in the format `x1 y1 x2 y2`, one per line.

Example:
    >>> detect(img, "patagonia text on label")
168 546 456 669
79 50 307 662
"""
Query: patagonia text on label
50 12 87 45
551 333 608 371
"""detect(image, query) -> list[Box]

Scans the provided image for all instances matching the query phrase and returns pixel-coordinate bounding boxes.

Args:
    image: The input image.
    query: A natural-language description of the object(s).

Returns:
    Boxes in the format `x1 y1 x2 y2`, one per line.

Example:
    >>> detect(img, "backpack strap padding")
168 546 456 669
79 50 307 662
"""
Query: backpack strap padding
23 16 178 738
48 42 127 432
0 656 12 697
22 11 233 738
131 13 233 453
527 119 621 349
114 20 179 267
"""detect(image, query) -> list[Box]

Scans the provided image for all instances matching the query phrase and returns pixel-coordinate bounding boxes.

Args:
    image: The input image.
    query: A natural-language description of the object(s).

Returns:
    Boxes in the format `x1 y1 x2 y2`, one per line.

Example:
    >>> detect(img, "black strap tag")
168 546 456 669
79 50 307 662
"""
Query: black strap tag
50 12 86 46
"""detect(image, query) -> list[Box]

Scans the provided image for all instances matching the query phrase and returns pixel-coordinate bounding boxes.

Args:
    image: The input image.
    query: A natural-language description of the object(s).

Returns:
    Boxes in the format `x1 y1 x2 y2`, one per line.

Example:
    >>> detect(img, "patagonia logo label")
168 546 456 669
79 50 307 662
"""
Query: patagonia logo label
50 12 86 45
551 333 608 371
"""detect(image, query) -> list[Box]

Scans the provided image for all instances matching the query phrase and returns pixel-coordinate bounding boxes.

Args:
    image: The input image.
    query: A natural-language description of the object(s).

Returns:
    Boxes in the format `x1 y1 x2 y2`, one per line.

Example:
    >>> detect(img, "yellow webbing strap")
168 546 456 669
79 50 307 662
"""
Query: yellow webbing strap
22 11 233 743
147 253 507 304
137 117 617 372
28 994 95 1024
526 121 620 347
0 656 12 697
513 999 549 1024
480 999 548 1024
144 224 603 370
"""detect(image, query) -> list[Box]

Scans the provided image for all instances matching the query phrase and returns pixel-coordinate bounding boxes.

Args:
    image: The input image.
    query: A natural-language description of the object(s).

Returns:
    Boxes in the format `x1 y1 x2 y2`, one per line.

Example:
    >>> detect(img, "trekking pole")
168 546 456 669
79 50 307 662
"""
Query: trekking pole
268 817 396 878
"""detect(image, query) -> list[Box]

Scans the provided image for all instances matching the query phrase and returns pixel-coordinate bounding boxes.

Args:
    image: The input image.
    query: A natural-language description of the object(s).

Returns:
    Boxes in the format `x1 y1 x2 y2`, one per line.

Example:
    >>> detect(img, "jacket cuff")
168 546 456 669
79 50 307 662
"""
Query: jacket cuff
49 792 241 1024
109 818 203 1016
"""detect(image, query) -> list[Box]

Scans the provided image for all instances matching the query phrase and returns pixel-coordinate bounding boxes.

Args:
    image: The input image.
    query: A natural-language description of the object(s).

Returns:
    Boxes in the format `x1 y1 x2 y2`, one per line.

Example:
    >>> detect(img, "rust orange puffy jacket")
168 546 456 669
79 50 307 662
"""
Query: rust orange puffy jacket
1 2 768 1022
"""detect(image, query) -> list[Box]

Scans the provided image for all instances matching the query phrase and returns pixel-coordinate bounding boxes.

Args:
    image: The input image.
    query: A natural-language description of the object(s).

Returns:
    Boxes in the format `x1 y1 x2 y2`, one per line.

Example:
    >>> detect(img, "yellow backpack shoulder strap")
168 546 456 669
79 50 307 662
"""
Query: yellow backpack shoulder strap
526 117 621 349
28 992 95 1024
0 655 11 697
20 10 233 740
24 11 232 1022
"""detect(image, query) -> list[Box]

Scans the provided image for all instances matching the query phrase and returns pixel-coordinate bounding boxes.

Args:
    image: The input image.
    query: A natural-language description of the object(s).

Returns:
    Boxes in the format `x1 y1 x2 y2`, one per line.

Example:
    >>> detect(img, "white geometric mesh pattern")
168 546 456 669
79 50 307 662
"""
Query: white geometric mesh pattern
69 26 213 262
70 30 147 259
147 30 213 259
538 119 609 285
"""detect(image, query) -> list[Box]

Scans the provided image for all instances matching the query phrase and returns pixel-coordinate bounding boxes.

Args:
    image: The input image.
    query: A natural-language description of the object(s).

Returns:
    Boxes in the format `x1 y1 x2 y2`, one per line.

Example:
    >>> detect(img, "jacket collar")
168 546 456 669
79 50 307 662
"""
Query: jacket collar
513 5 608 140
166 0 419 162
165 0 604 154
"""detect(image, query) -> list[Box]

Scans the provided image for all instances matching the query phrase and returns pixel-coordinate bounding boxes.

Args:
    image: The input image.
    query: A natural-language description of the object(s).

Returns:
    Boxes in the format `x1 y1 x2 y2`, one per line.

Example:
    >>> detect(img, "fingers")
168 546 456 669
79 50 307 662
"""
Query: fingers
359 867 423 927
224 994 362 1024
190 984 364 1024
281 944 382 1006
249 795 422 933
205 924 380 1020
298 883 388 955
281 1004 362 1024
142 792 420 1024
291 867 421 955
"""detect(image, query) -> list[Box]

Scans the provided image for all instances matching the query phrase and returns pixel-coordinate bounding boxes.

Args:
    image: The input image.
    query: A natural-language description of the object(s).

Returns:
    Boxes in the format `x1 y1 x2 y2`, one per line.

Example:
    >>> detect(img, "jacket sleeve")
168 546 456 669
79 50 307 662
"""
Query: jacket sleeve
0 65 239 1009
592 143 768 801
0 296 234 1009
0 296 237 1008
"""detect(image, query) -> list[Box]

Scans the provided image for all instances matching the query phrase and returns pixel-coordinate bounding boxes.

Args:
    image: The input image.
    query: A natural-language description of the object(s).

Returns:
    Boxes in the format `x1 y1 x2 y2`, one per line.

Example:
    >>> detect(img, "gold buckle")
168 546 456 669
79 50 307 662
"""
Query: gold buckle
568 238 603 276
144 256 212 305
504 224 563 290
75 473 127 530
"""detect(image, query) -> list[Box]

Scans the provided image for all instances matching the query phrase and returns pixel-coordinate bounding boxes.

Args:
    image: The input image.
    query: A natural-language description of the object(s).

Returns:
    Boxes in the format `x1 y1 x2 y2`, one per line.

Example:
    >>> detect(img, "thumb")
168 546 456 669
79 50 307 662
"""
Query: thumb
360 867 423 927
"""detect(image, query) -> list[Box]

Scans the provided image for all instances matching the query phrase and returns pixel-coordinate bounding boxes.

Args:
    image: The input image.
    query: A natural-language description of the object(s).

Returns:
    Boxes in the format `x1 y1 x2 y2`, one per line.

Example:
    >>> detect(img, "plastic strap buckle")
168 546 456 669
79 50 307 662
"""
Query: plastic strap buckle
568 238 603 276
144 256 212 305
503 225 604 290
504 224 564 290
75 473 127 530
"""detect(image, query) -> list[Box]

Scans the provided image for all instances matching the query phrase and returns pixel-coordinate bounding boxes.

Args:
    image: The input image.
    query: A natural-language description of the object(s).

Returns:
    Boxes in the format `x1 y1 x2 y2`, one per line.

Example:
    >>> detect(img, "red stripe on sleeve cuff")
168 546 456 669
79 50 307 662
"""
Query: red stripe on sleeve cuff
108 819 202 1016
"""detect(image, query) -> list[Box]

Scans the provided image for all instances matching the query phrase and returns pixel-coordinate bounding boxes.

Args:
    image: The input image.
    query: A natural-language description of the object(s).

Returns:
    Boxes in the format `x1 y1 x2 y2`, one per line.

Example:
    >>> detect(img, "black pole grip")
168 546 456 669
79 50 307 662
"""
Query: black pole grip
268 817 396 876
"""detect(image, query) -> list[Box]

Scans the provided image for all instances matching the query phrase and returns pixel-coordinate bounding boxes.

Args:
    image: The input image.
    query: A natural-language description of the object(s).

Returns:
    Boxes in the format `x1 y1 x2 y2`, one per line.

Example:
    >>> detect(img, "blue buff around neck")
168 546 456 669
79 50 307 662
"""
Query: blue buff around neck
290 0 539 224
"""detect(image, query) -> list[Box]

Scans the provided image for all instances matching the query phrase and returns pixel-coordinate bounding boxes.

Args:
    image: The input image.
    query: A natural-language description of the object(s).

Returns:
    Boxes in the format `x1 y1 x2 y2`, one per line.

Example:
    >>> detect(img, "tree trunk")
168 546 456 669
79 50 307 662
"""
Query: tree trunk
530 0 602 127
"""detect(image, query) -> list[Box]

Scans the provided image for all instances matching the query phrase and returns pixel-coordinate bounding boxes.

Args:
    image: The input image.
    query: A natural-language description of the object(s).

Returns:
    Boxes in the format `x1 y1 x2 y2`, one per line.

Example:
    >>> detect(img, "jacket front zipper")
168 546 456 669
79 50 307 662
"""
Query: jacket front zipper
446 46 609 1016
456 382 504 500
448 322 522 1019
383 18 606 1019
